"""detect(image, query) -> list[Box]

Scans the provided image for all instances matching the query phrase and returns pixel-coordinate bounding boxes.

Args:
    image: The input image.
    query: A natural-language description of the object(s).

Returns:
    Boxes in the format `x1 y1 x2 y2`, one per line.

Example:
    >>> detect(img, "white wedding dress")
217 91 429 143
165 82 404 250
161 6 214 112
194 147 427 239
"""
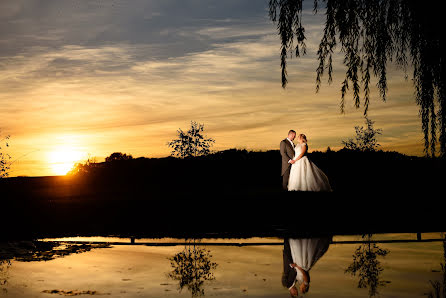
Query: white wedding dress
288 143 332 192
289 237 331 283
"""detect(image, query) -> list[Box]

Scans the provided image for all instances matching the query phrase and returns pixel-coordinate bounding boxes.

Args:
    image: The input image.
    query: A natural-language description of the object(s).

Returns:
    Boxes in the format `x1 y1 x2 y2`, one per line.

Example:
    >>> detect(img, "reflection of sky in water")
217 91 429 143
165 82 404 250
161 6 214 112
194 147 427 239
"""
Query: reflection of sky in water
1 233 445 297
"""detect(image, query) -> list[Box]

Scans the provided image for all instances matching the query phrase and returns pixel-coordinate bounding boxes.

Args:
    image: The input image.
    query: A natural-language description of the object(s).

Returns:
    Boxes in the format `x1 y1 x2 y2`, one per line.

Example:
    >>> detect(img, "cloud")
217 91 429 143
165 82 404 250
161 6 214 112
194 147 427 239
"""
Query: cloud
0 0 425 176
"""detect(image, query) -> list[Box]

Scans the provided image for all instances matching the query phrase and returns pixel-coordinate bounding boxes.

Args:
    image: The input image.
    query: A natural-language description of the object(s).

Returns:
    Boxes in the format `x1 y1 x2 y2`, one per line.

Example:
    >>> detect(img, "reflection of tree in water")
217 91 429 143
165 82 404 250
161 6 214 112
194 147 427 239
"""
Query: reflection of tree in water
168 239 218 297
0 259 11 294
427 236 446 298
345 234 390 297
0 241 110 294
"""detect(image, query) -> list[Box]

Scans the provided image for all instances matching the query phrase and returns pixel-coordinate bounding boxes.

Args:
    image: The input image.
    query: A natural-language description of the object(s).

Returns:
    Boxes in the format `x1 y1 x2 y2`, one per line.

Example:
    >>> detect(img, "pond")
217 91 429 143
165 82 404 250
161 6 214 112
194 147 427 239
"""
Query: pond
1 233 444 297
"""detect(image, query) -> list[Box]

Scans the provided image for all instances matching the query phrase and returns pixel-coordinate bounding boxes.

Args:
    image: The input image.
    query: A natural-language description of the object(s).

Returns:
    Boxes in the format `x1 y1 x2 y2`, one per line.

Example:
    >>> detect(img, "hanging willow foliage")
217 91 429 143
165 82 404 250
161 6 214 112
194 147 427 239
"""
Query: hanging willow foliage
269 0 446 157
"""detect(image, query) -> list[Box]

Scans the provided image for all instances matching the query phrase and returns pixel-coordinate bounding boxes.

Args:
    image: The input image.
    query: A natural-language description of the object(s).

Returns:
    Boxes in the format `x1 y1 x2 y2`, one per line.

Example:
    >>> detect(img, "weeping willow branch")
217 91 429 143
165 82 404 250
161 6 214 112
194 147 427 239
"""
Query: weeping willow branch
269 0 446 157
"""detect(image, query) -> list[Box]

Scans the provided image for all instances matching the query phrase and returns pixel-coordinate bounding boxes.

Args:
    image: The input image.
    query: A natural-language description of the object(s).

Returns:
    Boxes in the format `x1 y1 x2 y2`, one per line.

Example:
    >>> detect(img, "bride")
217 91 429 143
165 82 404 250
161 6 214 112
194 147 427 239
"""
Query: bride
288 134 332 192
283 237 332 296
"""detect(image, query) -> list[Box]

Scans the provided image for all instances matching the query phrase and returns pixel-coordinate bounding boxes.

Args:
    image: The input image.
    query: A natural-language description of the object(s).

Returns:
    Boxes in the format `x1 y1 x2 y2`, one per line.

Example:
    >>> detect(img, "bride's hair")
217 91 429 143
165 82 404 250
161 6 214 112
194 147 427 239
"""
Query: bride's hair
299 134 307 142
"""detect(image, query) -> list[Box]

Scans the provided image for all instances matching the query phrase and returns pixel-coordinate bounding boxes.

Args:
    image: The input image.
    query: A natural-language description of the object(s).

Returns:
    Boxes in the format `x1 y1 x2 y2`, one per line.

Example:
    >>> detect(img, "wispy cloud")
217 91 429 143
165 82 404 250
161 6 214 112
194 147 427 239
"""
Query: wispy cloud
0 0 423 176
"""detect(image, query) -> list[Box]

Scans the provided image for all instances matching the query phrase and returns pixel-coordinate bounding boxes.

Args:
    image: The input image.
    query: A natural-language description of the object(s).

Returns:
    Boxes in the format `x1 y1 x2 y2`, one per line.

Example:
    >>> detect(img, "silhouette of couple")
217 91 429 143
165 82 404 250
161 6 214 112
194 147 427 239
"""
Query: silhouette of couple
280 130 332 191
282 237 331 297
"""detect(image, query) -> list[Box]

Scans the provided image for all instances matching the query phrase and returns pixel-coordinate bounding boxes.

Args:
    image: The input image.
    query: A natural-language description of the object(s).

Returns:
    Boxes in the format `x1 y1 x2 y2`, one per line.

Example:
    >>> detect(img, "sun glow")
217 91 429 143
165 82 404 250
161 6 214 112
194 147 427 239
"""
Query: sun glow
48 148 84 175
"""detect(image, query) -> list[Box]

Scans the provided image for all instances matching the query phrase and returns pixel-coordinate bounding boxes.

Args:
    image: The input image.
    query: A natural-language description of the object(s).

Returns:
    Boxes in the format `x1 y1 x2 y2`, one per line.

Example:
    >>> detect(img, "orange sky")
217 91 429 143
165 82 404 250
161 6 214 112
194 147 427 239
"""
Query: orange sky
0 1 425 177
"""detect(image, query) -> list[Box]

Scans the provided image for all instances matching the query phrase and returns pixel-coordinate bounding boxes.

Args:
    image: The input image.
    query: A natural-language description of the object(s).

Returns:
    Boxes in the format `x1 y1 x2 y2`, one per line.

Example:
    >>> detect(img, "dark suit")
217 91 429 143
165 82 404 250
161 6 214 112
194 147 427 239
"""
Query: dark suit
280 138 295 190
282 238 297 289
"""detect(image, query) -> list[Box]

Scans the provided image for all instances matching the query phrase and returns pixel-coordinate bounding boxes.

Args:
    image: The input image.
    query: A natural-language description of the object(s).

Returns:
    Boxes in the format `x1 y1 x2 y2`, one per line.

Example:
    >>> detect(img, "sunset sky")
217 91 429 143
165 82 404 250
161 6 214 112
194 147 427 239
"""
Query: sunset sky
1 0 424 177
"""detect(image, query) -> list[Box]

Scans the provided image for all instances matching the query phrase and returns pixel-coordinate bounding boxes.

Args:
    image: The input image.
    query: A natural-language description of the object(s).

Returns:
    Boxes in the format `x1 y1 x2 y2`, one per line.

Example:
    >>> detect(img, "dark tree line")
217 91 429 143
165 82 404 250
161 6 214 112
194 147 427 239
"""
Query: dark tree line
269 0 446 157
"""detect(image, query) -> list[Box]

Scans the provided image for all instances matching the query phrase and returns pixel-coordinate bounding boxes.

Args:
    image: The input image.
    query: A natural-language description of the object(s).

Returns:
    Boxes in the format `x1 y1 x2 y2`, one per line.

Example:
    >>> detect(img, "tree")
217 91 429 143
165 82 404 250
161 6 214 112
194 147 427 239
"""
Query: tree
269 0 446 157
67 154 97 176
167 121 215 158
105 152 133 162
0 133 11 178
342 116 382 152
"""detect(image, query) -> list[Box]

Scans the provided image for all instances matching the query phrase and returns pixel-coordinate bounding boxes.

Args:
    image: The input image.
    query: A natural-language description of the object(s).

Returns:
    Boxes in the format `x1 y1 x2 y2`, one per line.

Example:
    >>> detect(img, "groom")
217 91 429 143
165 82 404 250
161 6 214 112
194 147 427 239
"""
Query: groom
282 238 298 296
280 130 296 190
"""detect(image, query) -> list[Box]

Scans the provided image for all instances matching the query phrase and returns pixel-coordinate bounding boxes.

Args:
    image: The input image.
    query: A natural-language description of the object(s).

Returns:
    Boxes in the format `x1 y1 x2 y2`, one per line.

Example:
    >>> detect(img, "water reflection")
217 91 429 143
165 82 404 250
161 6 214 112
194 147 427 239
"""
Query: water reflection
0 240 110 295
168 239 218 297
345 234 390 297
0 241 110 262
0 234 445 297
283 236 332 297
428 237 446 298
0 259 11 294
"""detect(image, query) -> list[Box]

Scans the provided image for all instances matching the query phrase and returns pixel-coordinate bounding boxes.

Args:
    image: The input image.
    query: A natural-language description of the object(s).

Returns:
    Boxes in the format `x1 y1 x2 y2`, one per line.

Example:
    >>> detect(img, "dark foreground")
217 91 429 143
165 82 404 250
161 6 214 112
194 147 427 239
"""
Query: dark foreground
2 185 445 240
1 149 445 240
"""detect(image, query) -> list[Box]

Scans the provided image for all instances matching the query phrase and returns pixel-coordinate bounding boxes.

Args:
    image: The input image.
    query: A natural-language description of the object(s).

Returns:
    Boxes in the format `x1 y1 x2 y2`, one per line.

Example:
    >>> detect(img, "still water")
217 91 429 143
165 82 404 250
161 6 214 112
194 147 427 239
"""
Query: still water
1 233 444 297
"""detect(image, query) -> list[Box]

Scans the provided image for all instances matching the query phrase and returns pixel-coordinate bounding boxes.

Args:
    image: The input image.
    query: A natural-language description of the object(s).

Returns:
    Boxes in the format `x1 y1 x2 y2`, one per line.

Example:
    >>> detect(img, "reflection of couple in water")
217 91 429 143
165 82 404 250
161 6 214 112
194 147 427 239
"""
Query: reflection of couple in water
282 237 331 297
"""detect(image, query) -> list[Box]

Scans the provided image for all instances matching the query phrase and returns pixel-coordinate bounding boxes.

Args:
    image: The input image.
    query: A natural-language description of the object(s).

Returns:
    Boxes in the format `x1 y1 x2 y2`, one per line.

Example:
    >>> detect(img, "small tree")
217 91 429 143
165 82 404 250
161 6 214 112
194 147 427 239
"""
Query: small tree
342 117 383 152
0 133 11 178
167 121 215 158
68 154 97 176
105 152 133 162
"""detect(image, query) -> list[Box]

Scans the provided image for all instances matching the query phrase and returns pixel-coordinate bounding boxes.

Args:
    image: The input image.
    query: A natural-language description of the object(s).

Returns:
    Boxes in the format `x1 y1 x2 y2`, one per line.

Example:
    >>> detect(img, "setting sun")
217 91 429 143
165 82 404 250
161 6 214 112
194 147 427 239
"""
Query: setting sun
48 148 84 175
